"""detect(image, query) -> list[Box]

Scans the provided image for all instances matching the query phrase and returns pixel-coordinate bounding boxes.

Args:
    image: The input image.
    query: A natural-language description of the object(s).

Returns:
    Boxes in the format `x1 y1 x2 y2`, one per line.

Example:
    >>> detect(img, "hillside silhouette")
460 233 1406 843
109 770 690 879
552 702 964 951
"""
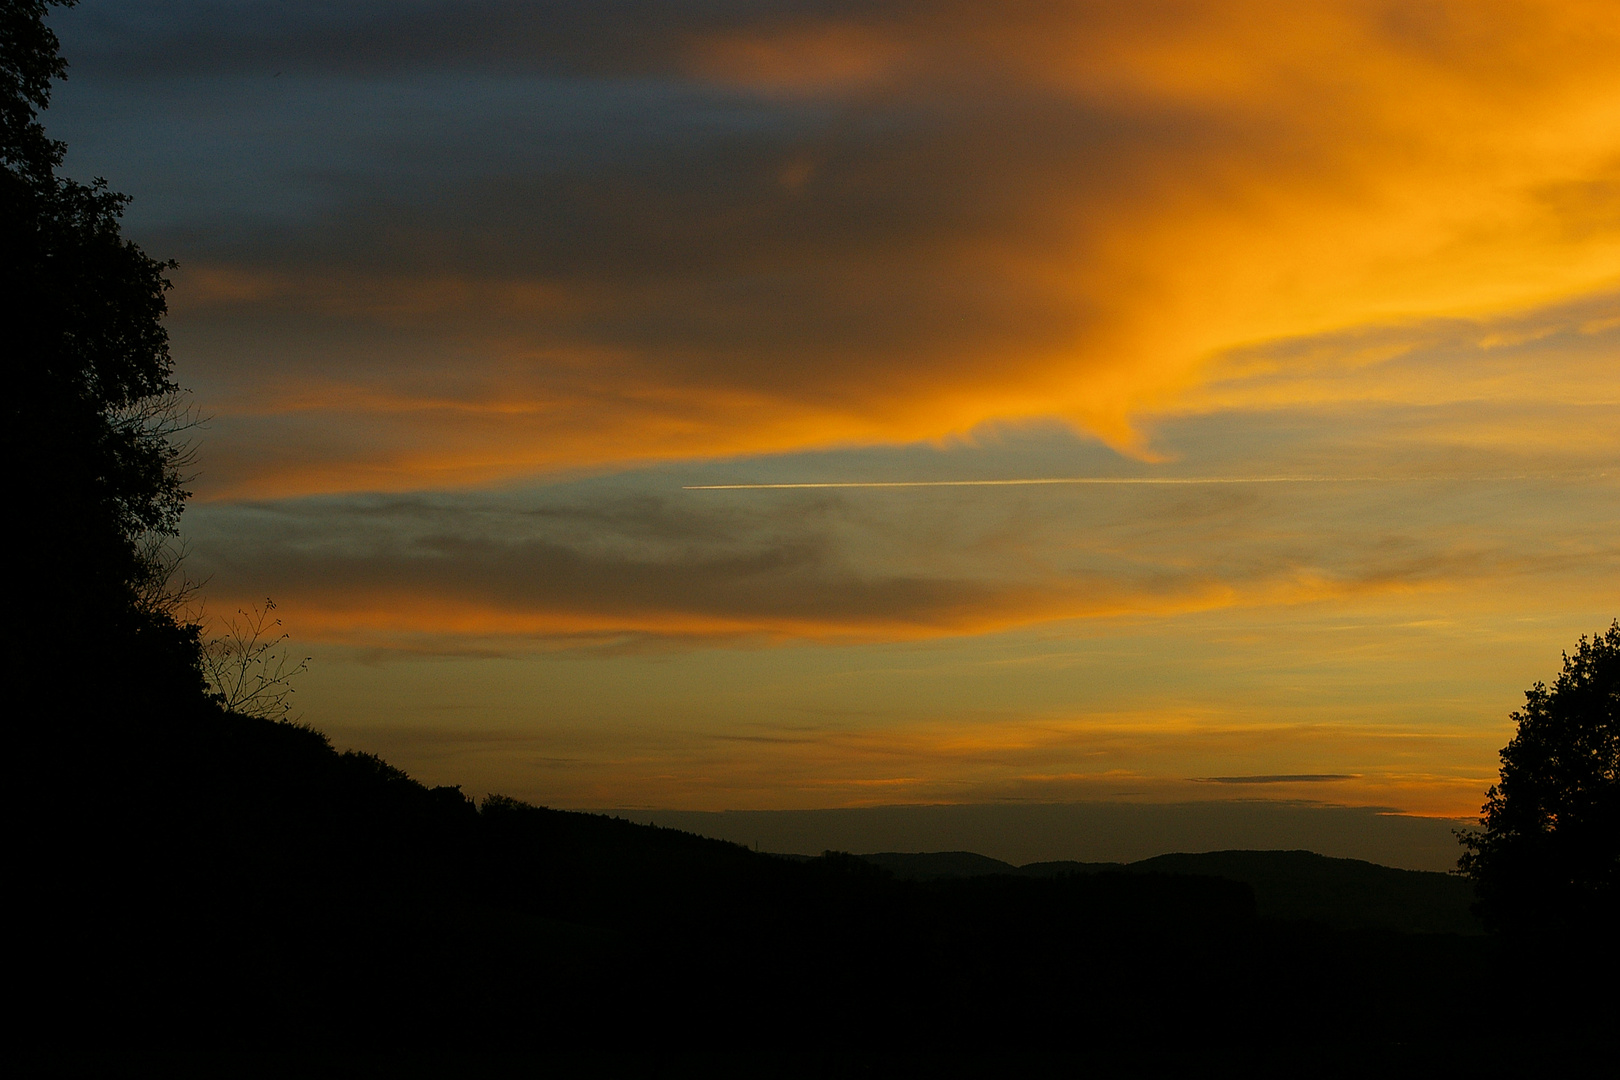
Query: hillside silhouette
11 703 1513 1062
18 686 1617 1074
862 850 1481 934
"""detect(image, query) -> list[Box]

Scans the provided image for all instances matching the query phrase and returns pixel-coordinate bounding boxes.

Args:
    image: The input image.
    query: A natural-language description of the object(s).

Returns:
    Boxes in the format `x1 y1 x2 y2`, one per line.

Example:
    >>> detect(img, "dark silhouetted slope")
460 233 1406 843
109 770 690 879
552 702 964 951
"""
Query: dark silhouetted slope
20 704 1568 1063
857 848 1480 933
1128 850 1482 934
860 850 1019 879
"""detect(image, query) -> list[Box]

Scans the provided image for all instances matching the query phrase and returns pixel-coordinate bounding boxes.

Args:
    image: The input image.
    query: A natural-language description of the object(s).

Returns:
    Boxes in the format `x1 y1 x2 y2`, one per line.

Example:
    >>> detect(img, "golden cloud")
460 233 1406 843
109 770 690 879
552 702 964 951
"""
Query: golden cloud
170 1 1620 499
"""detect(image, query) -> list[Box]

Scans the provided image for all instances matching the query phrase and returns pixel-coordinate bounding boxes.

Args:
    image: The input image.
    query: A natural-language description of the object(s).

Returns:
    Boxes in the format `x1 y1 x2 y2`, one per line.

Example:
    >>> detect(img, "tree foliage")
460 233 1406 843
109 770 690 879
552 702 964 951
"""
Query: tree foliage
1458 622 1620 936
3 0 205 712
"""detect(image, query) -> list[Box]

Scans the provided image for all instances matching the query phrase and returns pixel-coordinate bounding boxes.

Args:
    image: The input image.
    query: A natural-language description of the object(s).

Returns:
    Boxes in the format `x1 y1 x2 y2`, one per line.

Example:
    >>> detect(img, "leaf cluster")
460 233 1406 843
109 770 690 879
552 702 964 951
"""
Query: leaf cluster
0 0 71 179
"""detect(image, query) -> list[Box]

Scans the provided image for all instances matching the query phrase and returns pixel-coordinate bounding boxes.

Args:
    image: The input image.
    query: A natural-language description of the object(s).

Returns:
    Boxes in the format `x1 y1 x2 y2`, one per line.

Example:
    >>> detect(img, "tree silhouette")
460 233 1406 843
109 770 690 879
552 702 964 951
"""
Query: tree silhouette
3 0 205 717
1458 622 1620 936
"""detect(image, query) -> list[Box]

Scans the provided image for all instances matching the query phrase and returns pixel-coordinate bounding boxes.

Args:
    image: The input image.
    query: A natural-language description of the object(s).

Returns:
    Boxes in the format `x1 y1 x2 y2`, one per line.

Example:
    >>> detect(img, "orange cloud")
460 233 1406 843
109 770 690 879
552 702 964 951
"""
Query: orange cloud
161 1 1620 499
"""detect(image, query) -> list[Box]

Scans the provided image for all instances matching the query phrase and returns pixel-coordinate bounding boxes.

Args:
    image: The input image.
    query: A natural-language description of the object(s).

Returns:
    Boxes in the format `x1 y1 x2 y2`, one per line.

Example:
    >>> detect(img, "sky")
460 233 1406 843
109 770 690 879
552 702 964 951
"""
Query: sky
45 1 1620 866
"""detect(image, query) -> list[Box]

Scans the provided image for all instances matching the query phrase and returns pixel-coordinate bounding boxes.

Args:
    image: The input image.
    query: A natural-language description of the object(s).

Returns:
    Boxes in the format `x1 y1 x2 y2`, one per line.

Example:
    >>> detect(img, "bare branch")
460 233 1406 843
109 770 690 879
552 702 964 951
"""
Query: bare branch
131 533 204 621
201 598 311 722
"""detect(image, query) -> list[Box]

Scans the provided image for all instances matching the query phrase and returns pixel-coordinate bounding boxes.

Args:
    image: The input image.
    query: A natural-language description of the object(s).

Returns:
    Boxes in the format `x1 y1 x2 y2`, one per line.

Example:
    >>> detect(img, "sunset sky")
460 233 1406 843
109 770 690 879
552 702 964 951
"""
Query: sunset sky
48 1 1620 865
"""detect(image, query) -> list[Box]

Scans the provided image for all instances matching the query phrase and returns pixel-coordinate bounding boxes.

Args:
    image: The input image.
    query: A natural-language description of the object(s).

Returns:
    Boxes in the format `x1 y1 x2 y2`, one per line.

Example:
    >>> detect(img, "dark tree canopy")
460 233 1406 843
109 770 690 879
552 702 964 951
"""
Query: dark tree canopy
1458 623 1620 936
2 0 203 715
1 1 66 177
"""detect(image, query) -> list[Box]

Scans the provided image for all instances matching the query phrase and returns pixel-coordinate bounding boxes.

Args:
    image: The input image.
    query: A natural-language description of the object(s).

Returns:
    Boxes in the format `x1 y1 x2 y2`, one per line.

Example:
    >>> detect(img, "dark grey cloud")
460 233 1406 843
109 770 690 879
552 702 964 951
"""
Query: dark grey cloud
184 488 1037 637
53 1 742 79
54 1 1529 83
46 0 1259 402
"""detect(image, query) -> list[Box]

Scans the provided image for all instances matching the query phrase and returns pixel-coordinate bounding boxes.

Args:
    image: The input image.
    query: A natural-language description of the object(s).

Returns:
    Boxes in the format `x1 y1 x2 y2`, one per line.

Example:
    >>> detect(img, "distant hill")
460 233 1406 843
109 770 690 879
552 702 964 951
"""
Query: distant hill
1125 850 1481 935
858 848 1481 934
860 850 1026 879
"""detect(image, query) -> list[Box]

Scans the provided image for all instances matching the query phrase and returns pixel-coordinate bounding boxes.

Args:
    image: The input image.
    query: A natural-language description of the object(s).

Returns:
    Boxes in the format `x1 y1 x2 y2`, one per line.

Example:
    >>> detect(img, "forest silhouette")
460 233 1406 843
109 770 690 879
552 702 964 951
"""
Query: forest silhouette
7 2 1614 1070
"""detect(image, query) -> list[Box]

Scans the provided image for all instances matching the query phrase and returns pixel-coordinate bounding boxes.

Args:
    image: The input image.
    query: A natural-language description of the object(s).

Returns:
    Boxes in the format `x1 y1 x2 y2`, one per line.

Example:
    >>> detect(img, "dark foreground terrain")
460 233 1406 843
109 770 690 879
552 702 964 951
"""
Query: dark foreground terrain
17 706 1607 1072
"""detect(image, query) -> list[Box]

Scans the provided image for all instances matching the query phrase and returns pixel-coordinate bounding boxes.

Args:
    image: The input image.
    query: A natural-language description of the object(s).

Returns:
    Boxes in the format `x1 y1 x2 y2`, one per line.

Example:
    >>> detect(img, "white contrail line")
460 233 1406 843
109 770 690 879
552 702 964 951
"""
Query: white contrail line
681 471 1608 490
686 476 1379 490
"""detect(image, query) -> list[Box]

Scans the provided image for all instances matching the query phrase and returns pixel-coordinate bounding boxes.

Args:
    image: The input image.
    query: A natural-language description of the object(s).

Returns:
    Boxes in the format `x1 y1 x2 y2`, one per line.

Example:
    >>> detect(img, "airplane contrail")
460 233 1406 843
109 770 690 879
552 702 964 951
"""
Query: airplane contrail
685 476 1386 490
679 472 1591 490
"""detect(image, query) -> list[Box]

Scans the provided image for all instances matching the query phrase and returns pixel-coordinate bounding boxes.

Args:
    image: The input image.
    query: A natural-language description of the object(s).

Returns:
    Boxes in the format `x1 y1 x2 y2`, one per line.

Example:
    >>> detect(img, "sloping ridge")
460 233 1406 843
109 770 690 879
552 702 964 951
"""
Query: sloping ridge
1127 850 1481 935
860 850 1024 880
859 848 1481 934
